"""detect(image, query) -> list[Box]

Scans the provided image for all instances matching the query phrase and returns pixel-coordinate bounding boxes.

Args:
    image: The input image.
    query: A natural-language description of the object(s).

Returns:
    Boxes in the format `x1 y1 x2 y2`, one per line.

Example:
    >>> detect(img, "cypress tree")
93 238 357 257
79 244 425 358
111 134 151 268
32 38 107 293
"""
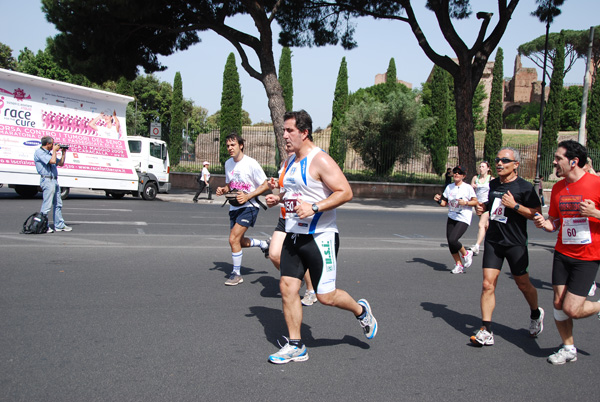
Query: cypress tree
330 57 349 168
386 58 397 89
541 32 565 177
587 72 600 151
278 47 293 112
169 71 184 164
484 48 504 163
427 65 449 175
220 53 243 165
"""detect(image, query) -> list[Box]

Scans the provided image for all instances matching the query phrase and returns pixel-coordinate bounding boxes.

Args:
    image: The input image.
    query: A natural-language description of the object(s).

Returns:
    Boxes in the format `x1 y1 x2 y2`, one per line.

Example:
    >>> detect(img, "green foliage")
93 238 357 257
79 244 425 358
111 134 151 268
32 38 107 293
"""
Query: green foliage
330 57 349 169
131 75 173 139
219 53 243 165
342 89 432 176
422 65 449 176
0 42 17 70
587 75 600 151
16 42 91 86
484 48 504 163
504 103 541 130
386 58 397 88
561 85 582 131
278 47 293 112
421 71 486 146
169 72 184 164
542 31 565 177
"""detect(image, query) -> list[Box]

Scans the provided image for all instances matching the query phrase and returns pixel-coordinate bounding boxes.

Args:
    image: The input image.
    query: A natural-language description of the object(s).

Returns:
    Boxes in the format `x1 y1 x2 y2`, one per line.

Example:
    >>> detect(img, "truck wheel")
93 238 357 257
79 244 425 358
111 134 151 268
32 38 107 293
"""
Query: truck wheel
14 185 38 198
142 182 158 201
60 187 70 199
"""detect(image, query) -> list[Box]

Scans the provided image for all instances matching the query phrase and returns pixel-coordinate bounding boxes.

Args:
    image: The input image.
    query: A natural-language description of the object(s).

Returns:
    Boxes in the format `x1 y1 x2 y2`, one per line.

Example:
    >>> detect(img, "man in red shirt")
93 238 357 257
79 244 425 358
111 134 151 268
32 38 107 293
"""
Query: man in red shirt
534 140 600 365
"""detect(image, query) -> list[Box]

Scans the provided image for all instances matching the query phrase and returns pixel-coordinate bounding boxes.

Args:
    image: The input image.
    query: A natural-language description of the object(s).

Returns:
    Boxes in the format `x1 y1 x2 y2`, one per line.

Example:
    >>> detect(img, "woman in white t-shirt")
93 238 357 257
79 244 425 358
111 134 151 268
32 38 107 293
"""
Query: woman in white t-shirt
434 165 478 274
469 161 493 256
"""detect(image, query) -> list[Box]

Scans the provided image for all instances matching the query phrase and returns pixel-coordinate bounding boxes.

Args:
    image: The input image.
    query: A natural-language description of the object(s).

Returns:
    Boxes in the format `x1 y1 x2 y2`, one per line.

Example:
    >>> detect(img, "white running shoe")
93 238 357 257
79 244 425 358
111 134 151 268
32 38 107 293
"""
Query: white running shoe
470 327 494 346
547 347 577 365
301 290 317 306
451 264 464 274
529 307 544 338
461 250 473 268
268 338 308 364
470 244 480 256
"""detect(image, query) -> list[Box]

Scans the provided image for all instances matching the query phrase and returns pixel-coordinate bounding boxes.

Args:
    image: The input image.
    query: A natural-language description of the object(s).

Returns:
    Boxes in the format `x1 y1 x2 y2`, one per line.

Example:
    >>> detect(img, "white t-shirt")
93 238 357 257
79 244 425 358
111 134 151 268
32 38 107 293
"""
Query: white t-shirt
225 155 267 210
201 167 210 182
443 182 477 225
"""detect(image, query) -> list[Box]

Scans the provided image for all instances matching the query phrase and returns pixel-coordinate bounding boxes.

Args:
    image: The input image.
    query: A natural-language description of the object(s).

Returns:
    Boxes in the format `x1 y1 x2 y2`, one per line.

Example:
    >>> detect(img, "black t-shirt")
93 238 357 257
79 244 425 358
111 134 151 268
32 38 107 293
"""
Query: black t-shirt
485 176 541 246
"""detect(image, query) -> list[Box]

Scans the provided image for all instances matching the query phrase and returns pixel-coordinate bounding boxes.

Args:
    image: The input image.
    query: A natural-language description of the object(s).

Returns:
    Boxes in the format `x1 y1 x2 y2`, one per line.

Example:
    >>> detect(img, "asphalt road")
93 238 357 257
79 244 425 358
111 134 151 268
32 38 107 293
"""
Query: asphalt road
1 187 599 402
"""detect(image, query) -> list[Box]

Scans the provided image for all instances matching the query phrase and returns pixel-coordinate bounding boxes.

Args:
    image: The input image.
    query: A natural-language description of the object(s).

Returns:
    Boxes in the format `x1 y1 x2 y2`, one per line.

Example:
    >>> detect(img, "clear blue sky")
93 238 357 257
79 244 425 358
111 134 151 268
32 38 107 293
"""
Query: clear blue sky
1 0 598 128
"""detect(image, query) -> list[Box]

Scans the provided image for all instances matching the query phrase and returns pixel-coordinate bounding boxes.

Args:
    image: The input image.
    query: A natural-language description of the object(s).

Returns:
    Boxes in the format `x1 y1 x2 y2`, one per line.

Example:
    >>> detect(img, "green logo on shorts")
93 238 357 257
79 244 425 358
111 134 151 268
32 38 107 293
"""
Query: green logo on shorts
322 240 334 272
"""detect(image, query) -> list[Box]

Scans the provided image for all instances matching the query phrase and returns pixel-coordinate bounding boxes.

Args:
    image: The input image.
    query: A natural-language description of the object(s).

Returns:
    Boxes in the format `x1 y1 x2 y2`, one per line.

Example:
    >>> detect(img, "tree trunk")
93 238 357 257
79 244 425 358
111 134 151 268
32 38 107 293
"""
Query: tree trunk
262 72 287 159
454 70 477 182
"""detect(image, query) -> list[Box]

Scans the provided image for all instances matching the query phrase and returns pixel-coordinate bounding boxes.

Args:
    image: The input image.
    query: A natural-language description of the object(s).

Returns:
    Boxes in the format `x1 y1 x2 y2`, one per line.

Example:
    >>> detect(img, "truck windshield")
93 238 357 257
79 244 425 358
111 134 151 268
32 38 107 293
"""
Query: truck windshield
128 140 142 154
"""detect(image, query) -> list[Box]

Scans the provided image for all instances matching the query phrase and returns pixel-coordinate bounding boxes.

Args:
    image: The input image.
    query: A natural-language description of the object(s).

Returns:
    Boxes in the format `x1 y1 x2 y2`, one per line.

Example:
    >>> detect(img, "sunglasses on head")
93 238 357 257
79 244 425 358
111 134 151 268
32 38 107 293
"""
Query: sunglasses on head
495 157 516 164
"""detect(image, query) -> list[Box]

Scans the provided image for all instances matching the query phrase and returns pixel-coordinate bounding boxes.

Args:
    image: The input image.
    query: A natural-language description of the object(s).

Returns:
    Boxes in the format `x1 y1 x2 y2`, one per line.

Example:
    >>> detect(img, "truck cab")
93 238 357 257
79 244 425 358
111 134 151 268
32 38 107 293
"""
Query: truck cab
126 136 171 200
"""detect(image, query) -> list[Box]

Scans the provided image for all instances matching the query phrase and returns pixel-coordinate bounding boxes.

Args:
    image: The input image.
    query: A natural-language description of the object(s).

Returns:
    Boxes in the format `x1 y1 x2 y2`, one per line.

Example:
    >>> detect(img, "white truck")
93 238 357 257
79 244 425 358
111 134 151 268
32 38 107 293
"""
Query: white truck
0 68 170 200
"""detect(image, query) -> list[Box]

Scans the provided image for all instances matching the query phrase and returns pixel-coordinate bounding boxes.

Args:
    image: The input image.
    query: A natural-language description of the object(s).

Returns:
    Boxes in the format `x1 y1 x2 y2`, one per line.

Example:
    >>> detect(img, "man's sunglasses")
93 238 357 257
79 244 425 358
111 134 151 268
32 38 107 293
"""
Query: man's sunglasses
495 157 516 164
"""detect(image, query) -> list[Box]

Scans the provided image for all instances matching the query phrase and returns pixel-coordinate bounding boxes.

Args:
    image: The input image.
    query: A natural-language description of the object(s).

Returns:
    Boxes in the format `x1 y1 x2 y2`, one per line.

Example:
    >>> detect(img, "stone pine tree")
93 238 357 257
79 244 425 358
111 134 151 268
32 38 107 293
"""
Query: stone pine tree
386 58 397 88
330 57 349 169
484 48 504 164
169 72 184 165
587 72 600 151
278 47 293 111
426 65 449 176
541 31 565 177
219 53 243 166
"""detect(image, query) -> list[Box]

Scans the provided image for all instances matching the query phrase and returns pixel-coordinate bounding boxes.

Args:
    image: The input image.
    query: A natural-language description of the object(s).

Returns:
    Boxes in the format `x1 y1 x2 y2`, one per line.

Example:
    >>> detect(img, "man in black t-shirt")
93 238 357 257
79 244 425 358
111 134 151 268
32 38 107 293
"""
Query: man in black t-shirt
470 147 545 347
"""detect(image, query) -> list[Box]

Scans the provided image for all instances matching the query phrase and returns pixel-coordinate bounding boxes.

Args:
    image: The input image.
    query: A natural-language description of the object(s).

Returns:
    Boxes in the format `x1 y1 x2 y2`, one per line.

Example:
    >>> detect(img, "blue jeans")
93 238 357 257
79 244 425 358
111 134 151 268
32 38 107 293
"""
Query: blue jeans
40 177 65 229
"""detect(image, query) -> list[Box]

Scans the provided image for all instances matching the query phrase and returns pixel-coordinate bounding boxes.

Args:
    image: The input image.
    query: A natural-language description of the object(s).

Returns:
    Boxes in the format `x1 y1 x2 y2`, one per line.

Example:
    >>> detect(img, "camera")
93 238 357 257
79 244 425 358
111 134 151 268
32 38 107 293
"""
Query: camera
58 144 69 150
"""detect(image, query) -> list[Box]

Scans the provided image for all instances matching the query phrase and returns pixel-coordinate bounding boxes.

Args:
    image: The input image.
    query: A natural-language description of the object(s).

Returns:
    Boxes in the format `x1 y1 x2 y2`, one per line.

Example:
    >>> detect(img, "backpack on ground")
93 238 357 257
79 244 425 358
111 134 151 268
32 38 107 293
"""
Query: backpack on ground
21 212 49 234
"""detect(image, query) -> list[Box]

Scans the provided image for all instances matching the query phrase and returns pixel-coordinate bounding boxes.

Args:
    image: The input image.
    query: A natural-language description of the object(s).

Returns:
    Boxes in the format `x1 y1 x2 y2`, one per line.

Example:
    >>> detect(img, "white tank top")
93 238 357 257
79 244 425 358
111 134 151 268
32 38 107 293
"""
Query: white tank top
282 147 338 234
475 175 491 203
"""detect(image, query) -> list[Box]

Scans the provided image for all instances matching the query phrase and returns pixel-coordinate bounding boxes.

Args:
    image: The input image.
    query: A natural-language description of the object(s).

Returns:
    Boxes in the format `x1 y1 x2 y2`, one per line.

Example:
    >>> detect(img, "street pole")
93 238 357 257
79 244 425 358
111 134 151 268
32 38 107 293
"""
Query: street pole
578 26 595 146
534 20 551 205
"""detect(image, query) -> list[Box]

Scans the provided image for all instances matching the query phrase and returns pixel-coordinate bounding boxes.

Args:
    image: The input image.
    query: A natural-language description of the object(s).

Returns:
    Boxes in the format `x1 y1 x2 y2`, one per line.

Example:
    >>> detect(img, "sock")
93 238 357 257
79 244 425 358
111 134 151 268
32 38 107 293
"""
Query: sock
530 308 541 320
563 344 576 352
232 251 242 275
250 239 268 249
482 321 492 332
356 305 367 320
289 339 304 348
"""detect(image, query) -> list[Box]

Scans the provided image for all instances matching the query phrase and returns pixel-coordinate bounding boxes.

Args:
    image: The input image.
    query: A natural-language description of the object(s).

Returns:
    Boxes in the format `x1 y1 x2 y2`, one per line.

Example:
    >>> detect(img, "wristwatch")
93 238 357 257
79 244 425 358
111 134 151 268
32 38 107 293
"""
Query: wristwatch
312 203 319 213
514 204 520 211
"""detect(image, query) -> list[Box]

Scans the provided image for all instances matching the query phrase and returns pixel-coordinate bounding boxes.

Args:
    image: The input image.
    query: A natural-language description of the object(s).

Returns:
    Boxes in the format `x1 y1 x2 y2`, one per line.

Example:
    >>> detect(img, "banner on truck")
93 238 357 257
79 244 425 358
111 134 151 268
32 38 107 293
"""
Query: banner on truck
0 74 136 183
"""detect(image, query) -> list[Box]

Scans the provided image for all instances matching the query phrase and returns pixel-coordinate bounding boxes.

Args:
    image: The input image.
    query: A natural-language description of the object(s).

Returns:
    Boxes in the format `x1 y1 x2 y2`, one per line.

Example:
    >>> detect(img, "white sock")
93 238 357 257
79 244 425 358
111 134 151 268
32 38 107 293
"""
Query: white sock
563 344 576 352
250 239 268 249
232 251 242 275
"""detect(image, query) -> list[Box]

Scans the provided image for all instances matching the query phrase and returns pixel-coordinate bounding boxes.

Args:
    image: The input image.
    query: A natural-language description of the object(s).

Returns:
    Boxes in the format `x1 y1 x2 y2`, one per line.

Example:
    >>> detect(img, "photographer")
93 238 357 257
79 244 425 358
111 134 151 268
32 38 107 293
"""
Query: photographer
33 136 72 232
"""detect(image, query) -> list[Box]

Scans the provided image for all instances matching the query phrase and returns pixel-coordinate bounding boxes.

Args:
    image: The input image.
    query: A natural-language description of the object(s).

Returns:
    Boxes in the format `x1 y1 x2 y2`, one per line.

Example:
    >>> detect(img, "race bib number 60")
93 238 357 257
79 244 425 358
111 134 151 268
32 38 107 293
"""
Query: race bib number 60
562 217 592 245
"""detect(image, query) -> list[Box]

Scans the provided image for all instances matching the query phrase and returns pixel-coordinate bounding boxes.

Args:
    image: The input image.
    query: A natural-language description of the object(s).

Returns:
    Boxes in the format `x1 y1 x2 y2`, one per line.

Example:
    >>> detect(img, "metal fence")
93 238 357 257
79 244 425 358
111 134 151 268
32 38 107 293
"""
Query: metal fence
179 126 600 185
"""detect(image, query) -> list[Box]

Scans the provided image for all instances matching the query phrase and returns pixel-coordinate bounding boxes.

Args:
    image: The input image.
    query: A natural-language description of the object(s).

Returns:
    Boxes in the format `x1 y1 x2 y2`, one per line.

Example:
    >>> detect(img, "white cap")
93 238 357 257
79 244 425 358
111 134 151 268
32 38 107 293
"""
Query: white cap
203 161 209 165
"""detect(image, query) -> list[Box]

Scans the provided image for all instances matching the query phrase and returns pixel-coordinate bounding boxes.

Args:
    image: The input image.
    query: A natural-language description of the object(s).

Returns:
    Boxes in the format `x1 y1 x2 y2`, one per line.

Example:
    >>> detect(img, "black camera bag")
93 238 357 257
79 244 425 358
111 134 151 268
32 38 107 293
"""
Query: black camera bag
21 212 49 234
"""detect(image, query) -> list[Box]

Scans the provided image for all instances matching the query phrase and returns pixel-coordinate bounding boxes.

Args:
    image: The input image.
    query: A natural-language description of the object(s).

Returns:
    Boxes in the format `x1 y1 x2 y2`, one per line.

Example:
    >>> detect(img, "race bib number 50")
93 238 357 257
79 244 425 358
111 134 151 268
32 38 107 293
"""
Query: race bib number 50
284 199 299 213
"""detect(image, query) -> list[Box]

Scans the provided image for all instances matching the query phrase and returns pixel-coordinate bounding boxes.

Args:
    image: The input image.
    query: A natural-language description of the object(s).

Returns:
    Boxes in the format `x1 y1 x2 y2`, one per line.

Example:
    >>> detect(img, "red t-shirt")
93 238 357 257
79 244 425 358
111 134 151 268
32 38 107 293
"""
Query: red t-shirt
549 172 600 260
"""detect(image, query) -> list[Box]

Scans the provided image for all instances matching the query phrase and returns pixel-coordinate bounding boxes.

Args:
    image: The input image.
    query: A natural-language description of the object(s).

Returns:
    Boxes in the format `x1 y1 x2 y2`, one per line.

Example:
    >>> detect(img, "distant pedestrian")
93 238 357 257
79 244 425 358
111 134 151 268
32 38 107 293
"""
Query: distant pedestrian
192 161 211 202
434 165 477 274
444 167 453 186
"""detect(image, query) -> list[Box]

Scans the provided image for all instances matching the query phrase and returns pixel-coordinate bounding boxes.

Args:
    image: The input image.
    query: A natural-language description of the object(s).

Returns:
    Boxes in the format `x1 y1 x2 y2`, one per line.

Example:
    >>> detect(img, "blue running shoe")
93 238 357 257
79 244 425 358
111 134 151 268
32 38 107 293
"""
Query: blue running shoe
268 338 308 364
357 299 378 339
